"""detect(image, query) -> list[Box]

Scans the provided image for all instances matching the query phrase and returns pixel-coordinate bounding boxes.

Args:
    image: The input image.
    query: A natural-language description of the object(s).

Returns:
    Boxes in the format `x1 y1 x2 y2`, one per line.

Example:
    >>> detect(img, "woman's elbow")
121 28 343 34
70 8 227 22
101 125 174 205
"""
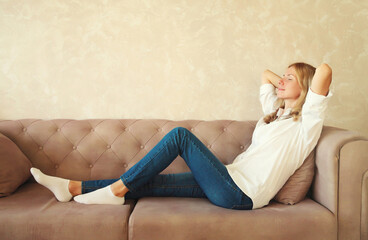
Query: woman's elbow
262 70 272 84
319 63 332 78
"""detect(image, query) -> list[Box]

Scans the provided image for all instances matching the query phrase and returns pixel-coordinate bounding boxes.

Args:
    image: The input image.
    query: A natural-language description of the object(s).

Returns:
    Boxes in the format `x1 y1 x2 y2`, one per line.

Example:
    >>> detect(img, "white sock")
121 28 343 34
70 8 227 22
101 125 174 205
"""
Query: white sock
74 186 125 205
30 167 73 202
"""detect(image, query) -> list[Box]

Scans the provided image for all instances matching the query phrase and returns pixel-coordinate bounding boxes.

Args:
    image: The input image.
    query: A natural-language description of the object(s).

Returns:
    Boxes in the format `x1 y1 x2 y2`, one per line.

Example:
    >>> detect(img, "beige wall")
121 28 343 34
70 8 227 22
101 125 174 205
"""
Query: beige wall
0 0 367 136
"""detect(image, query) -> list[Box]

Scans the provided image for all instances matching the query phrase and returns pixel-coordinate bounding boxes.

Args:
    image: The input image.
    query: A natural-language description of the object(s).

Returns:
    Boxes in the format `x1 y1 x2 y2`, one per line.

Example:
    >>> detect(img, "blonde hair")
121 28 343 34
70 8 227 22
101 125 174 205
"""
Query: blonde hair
263 62 316 124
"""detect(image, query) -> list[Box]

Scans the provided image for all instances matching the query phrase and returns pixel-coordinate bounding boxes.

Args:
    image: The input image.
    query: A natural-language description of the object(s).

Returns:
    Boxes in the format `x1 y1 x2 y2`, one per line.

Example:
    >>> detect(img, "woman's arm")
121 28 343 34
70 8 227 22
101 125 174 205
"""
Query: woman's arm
310 63 332 96
262 69 281 88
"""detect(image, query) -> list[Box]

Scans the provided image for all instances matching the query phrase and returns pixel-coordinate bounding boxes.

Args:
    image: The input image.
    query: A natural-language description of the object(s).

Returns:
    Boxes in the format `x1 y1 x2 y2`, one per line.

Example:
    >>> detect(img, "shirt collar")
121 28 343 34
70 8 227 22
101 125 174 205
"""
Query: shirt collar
276 108 292 120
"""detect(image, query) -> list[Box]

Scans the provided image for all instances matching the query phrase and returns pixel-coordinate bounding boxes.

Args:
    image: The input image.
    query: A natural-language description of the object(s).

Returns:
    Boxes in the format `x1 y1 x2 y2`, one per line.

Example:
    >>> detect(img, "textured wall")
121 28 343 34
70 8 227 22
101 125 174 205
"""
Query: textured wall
0 0 367 135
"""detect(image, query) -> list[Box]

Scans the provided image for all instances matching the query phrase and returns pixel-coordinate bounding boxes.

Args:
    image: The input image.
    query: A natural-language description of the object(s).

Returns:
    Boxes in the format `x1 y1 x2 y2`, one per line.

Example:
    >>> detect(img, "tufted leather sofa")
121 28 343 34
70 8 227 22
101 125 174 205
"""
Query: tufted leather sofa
0 119 367 240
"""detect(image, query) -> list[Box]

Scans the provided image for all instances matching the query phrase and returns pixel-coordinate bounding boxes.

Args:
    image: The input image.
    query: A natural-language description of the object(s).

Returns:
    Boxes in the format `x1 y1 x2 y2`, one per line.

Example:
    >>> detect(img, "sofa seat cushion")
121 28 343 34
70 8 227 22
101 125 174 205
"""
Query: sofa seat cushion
129 197 336 240
0 183 135 240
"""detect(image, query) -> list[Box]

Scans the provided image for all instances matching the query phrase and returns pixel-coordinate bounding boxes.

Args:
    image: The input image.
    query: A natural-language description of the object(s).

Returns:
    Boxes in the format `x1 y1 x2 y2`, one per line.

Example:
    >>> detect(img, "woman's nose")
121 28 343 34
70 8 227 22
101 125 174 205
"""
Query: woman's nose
278 78 284 86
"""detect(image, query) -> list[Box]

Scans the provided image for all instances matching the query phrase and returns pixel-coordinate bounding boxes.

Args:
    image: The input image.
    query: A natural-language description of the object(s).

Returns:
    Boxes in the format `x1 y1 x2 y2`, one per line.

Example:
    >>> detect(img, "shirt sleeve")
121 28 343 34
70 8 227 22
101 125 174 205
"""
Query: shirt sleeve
301 88 333 148
259 84 278 115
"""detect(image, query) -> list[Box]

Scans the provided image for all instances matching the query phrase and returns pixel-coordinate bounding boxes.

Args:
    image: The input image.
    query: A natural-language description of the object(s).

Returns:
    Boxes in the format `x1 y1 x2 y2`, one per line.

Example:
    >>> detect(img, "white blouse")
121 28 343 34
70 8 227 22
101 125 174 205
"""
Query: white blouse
226 84 333 209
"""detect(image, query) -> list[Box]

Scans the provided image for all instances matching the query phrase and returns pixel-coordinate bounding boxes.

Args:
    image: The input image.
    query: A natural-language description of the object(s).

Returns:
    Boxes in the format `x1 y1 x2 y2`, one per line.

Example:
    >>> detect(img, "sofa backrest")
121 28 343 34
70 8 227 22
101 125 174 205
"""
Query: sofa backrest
0 119 256 181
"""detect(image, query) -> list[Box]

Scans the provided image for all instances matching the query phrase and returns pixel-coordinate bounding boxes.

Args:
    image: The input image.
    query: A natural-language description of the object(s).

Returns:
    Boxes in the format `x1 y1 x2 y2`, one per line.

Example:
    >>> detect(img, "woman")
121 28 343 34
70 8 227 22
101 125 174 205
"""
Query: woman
31 62 332 210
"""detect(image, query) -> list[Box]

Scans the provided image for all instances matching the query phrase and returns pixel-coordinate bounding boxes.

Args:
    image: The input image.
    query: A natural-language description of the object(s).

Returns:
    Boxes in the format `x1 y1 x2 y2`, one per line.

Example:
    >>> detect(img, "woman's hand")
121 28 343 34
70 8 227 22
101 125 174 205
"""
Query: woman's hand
310 63 332 96
262 69 281 88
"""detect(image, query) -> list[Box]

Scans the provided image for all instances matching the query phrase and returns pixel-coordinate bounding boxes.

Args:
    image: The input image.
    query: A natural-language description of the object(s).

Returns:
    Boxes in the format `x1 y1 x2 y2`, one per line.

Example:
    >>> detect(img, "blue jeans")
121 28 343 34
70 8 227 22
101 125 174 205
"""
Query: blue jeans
82 127 253 210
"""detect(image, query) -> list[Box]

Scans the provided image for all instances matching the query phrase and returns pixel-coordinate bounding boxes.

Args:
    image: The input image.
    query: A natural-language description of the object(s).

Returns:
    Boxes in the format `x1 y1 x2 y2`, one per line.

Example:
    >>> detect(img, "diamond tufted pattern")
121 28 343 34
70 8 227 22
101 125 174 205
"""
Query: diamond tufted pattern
0 119 256 181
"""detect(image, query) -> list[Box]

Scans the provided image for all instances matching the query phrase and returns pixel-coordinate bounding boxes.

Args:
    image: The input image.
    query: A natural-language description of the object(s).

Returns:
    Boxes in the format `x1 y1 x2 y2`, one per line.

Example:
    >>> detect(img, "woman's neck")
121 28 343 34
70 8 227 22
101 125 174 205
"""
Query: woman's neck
284 99 297 109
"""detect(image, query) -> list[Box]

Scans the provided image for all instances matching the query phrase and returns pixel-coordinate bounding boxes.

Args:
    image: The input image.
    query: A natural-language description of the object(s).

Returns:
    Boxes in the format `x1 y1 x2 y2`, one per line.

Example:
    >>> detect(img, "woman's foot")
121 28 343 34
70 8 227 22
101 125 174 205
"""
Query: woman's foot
73 185 125 205
30 168 73 202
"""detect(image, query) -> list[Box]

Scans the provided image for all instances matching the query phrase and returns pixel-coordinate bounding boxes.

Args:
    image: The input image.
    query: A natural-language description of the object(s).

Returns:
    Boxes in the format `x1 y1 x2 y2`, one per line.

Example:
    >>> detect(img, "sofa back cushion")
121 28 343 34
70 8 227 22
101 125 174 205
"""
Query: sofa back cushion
0 119 255 181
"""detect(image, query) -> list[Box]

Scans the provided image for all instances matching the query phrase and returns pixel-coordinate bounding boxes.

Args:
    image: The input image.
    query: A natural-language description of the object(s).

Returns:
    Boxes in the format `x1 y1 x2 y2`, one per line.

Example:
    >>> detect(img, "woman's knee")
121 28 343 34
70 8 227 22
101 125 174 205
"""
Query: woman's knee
171 127 189 135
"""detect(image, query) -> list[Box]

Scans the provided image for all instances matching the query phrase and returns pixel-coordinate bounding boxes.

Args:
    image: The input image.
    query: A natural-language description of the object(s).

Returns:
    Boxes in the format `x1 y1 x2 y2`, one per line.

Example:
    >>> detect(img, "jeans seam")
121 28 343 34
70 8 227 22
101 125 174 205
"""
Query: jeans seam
150 185 201 189
231 204 252 210
186 136 242 195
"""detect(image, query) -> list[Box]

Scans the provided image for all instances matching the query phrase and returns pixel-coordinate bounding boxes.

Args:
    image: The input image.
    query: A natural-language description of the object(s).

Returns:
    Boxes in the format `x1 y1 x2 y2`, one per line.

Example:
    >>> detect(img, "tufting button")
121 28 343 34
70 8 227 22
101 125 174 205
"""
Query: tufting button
90 129 94 132
39 146 43 150
207 145 211 148
23 128 27 132
240 145 244 149
125 128 129 132
191 128 194 131
223 128 227 131
57 128 61 132
89 164 93 168
140 145 144 149
157 128 161 132
106 145 111 149
55 165 59 169
123 163 128 168
73 146 77 150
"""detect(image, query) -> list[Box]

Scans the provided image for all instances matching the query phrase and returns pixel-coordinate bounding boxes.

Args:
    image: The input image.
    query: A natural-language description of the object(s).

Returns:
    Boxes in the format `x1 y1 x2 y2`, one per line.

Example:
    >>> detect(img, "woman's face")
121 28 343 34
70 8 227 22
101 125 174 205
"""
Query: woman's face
277 67 302 101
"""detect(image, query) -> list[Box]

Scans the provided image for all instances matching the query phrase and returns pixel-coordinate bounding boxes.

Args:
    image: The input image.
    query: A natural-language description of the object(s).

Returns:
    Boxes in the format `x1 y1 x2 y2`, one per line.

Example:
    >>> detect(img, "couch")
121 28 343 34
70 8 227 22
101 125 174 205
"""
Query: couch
0 119 367 240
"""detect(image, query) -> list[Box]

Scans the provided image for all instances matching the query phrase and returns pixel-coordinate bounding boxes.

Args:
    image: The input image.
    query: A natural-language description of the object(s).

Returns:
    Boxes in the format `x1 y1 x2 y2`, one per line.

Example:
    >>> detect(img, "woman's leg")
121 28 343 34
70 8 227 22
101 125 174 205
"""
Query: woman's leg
123 127 251 209
32 127 252 209
82 172 206 199
30 168 205 203
78 127 252 209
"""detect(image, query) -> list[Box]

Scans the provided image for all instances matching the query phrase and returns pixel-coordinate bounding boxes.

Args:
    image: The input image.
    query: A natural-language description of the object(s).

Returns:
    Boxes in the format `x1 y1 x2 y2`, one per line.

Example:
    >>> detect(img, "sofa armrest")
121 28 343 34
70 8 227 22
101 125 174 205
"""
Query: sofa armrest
312 126 368 240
